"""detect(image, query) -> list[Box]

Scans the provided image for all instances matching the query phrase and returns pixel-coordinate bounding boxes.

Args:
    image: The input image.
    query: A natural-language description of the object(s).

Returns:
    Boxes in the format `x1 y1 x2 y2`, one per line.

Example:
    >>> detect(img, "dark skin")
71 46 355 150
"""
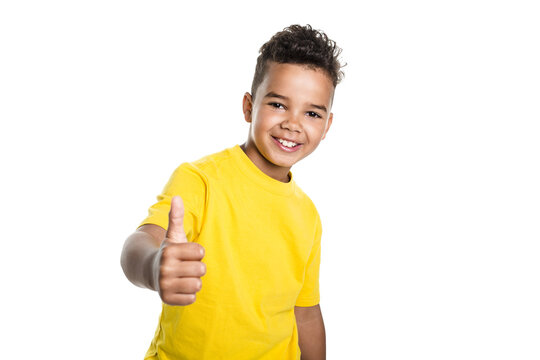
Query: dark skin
295 304 326 360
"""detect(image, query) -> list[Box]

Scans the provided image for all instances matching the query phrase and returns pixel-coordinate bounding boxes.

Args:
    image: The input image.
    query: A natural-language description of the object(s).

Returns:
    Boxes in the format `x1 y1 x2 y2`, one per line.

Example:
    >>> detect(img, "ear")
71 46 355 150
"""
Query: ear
321 112 333 140
242 92 253 123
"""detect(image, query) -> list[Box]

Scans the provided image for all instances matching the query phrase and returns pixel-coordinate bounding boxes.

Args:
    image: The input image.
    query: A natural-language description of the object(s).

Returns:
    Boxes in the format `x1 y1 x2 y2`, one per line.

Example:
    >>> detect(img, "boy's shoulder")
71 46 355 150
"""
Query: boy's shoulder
190 145 233 169
294 184 320 219
178 145 236 180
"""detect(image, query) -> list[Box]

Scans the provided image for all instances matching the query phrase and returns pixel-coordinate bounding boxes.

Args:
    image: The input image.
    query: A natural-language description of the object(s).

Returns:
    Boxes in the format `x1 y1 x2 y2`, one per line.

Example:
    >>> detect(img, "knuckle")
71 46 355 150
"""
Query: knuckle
169 216 181 227
161 292 172 305
159 265 172 278
158 277 169 291
161 245 174 258
187 278 197 292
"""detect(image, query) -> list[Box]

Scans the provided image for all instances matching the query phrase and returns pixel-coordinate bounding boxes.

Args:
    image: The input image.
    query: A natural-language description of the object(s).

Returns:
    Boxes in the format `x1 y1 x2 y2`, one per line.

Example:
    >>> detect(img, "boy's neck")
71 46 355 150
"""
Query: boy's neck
239 142 292 183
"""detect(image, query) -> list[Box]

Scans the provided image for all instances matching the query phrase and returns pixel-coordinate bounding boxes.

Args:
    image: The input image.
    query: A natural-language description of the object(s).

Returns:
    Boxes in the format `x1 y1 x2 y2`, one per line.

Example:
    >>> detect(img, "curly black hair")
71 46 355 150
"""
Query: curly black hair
250 24 345 100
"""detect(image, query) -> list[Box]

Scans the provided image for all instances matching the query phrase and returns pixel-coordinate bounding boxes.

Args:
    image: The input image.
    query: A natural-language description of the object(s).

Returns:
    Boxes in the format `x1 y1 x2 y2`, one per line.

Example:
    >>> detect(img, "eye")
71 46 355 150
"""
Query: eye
307 111 322 118
269 102 285 109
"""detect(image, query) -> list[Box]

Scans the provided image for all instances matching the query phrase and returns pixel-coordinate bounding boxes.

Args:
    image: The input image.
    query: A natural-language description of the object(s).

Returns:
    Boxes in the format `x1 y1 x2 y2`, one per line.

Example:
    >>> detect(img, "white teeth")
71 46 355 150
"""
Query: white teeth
277 138 297 147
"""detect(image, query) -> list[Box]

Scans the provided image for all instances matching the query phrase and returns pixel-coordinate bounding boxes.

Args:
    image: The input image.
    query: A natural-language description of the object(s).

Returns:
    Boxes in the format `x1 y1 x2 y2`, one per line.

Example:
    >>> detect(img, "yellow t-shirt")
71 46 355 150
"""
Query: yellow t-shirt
139 144 322 360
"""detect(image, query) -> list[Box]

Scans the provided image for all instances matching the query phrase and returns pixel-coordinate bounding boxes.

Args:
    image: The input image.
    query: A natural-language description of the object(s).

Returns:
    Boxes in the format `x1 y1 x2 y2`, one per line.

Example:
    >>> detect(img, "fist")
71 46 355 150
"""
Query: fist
154 196 206 306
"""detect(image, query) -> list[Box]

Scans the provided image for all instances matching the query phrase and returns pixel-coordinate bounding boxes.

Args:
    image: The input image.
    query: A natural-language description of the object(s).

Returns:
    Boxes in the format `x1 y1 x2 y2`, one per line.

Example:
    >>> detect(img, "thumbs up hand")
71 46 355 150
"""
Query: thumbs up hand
153 196 206 306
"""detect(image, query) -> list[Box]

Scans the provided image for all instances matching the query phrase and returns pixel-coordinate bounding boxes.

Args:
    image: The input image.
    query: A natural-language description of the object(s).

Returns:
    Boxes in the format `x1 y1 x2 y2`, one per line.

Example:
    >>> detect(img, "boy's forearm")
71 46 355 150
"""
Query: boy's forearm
295 305 326 360
120 229 161 291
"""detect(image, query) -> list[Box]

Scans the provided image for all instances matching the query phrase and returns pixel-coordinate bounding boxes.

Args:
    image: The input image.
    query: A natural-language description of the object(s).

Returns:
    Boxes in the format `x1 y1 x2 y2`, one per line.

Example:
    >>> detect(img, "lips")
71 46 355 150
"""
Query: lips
271 135 303 152
271 135 302 144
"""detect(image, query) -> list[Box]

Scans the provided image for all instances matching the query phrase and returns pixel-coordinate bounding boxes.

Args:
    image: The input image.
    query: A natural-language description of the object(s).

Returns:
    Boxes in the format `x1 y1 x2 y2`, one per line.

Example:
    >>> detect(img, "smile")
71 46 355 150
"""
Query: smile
271 136 303 152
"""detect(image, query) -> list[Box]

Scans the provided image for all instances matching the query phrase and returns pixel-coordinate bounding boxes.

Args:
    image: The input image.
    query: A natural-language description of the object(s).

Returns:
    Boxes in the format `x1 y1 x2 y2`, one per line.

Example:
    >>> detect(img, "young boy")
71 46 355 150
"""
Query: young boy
121 24 344 359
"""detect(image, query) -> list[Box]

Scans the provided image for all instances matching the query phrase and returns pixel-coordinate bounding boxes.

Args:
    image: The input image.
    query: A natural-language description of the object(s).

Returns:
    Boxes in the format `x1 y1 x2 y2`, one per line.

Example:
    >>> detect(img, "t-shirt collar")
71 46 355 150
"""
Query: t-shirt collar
229 144 296 196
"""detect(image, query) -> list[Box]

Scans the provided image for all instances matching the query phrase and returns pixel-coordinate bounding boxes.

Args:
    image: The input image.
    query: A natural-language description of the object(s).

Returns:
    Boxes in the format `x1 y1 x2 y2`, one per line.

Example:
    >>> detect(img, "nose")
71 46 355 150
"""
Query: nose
280 111 302 133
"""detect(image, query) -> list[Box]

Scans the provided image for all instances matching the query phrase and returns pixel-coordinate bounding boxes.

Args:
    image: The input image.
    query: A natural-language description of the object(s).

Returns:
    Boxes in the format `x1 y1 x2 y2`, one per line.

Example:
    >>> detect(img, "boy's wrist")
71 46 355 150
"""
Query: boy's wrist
144 248 160 291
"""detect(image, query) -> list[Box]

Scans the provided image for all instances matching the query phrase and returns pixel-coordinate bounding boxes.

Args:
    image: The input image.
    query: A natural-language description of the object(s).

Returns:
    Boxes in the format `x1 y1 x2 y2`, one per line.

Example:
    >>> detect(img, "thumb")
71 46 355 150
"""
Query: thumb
165 196 188 243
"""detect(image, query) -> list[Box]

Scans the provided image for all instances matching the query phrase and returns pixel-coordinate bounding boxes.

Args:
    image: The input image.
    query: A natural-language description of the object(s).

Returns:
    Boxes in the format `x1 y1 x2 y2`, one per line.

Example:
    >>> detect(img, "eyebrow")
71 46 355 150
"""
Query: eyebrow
264 91 328 114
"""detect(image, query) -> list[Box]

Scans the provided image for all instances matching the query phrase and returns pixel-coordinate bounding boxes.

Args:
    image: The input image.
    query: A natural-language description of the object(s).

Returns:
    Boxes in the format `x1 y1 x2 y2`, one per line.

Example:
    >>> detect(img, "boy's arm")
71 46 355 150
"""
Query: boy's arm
120 223 165 291
295 304 326 360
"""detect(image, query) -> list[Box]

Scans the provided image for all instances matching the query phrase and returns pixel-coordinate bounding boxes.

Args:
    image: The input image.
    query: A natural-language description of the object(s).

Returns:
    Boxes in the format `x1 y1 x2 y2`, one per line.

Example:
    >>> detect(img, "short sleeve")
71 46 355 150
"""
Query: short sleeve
138 162 207 242
295 212 322 307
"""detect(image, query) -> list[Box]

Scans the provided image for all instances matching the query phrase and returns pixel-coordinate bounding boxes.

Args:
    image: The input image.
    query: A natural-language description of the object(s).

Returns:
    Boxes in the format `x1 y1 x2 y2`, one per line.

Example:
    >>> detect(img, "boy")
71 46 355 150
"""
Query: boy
121 24 344 359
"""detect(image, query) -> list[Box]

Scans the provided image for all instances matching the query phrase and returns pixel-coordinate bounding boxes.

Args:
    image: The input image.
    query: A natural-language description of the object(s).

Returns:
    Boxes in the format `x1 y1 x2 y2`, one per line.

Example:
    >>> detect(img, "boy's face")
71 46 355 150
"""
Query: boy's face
241 61 334 182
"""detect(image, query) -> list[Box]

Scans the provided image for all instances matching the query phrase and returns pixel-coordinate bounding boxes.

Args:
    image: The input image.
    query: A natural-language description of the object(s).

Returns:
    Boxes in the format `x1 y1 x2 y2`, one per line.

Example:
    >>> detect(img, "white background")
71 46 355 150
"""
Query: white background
1 1 539 359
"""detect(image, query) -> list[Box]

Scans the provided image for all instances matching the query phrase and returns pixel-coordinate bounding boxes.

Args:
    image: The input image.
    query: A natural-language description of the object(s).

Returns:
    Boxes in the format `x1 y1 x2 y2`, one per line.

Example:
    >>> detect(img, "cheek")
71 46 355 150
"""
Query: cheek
251 117 272 138
254 110 281 128
304 122 326 137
